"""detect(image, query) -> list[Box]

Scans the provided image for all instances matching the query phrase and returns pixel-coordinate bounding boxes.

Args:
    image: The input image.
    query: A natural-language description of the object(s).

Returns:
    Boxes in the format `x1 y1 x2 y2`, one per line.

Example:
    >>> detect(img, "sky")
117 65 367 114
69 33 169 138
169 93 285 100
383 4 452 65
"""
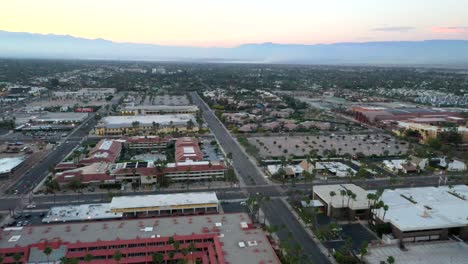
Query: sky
1 0 468 47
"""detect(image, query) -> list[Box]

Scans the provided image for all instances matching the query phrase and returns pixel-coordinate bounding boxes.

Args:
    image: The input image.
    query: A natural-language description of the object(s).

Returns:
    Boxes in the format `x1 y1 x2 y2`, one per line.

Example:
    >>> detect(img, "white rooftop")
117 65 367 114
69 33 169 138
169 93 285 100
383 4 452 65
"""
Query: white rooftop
110 192 219 210
376 185 468 232
100 114 196 128
43 203 122 223
0 157 25 174
364 241 468 264
313 184 370 210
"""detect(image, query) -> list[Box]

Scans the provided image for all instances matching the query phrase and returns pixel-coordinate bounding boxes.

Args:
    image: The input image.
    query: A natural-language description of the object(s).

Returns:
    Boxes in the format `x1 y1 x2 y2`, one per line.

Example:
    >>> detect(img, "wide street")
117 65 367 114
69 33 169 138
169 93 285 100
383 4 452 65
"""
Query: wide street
190 91 331 264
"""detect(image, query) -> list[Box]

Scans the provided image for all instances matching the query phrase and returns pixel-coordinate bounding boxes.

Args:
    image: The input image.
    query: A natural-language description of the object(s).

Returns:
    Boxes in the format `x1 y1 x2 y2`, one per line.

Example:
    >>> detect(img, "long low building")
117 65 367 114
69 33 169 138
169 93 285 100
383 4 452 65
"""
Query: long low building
43 203 122 223
120 105 199 115
374 185 468 242
95 114 198 136
109 192 219 216
0 156 25 179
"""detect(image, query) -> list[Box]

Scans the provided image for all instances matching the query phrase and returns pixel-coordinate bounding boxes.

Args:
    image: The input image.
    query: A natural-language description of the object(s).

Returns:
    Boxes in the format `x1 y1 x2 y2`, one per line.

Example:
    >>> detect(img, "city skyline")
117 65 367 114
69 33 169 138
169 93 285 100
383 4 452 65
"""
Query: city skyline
2 0 468 47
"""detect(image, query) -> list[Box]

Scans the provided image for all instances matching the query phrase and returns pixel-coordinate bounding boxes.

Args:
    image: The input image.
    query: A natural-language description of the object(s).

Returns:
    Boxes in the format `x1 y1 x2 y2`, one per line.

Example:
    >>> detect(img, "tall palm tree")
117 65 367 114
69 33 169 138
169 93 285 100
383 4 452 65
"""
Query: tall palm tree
329 191 336 217
340 190 346 207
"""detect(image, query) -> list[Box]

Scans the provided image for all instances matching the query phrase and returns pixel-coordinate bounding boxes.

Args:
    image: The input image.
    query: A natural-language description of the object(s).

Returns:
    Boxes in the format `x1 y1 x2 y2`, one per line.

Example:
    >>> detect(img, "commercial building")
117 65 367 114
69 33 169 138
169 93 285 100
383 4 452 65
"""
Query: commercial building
164 160 226 182
120 105 199 115
79 139 123 165
0 212 279 264
95 114 198 136
175 137 203 162
313 184 370 219
43 204 123 223
0 156 25 179
394 122 468 143
56 159 226 186
123 136 170 150
53 88 116 98
374 185 468 242
315 162 356 177
349 106 463 124
14 112 88 125
109 192 219 216
364 241 468 264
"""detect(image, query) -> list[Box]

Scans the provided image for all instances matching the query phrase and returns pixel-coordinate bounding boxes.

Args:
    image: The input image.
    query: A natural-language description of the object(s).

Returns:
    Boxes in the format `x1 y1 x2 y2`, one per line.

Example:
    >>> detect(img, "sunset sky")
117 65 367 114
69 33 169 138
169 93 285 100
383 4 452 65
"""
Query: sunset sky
2 0 468 47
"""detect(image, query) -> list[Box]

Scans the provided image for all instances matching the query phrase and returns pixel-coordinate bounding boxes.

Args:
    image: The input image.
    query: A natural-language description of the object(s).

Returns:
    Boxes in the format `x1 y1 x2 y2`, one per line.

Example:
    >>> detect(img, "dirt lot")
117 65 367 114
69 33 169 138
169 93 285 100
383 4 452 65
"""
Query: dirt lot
248 134 409 158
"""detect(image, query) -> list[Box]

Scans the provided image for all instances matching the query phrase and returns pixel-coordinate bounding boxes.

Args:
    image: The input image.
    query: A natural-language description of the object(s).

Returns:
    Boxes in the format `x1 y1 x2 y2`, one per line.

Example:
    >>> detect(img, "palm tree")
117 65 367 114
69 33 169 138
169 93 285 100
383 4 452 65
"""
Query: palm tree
382 204 389 221
340 189 346 207
43 246 52 263
84 253 93 263
152 252 165 264
113 250 123 264
329 191 336 217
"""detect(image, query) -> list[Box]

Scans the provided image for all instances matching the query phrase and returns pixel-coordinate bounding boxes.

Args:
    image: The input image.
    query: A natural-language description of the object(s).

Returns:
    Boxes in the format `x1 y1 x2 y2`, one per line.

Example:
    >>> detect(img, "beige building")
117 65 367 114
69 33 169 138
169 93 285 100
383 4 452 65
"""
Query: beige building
95 114 198 136
395 122 468 143
120 105 199 115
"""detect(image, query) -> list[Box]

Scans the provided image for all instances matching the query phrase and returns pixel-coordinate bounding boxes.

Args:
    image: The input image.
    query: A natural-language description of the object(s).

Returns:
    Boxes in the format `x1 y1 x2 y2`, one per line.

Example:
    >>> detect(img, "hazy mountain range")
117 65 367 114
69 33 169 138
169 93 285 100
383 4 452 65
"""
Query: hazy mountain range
1 30 468 65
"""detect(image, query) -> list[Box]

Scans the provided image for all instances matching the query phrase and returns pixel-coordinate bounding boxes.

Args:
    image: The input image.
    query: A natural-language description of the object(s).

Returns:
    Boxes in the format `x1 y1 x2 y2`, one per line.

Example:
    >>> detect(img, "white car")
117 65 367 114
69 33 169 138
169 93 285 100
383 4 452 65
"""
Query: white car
26 204 36 209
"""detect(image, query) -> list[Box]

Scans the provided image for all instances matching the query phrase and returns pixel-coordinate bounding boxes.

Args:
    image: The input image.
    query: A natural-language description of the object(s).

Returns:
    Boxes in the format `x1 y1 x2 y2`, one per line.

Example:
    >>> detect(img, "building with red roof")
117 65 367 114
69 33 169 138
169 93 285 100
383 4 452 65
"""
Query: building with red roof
175 137 203 162
80 139 122 165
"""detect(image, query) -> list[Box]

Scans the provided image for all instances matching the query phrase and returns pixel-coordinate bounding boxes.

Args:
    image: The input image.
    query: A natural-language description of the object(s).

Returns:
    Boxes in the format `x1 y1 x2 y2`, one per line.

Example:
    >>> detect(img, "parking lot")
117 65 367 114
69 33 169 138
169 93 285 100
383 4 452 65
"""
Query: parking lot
248 134 408 158
324 223 378 251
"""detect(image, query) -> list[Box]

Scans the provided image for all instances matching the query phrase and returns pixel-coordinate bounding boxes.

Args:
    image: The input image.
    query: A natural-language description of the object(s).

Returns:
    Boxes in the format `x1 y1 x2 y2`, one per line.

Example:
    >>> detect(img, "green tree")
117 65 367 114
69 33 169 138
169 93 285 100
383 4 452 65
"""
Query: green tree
113 250 123 264
43 246 52 263
360 241 369 263
152 252 164 264
387 255 395 264
84 253 93 262
12 253 22 264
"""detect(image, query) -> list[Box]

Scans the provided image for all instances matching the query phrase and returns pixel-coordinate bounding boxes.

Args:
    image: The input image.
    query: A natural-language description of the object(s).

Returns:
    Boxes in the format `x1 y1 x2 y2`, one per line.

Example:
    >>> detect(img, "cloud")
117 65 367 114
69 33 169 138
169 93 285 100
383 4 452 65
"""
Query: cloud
373 26 414 32
431 26 468 34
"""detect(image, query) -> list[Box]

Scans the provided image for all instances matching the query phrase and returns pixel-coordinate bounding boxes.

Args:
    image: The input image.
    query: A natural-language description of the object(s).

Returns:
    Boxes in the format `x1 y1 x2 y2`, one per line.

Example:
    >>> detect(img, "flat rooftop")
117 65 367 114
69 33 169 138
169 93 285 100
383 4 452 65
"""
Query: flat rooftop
364 241 468 264
43 203 123 223
2 213 279 264
123 105 198 111
110 192 219 211
99 114 196 128
0 156 25 174
376 185 468 232
313 184 370 210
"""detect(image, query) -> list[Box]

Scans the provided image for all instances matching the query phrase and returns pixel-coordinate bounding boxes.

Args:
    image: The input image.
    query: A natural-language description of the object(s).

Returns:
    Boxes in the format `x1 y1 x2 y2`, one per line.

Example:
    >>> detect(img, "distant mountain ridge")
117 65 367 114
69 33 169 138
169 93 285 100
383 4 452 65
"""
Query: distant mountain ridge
1 30 468 65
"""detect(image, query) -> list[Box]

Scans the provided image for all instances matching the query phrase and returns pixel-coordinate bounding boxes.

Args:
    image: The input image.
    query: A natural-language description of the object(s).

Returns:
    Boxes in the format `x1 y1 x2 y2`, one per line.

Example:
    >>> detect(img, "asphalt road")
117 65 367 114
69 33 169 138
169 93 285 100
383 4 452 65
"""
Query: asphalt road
190 91 331 264
190 92 268 186
7 115 97 196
